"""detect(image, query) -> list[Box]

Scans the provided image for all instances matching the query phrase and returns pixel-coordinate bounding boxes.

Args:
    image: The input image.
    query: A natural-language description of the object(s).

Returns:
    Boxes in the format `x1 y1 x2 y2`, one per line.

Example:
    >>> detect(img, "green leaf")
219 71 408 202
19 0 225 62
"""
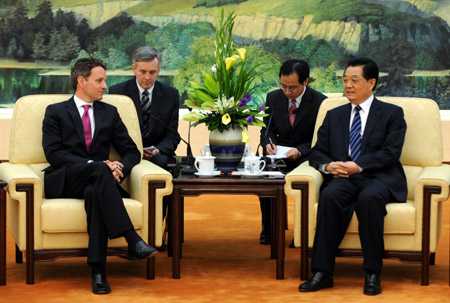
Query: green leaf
195 89 215 104
182 112 203 121
201 102 218 111
184 99 203 109
202 71 220 96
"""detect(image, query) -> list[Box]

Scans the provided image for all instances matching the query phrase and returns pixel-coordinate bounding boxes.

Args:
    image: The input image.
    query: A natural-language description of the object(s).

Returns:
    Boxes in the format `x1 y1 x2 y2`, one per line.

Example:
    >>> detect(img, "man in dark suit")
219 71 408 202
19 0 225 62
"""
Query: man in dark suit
109 47 180 252
259 59 327 244
299 58 407 295
42 58 158 295
109 46 181 170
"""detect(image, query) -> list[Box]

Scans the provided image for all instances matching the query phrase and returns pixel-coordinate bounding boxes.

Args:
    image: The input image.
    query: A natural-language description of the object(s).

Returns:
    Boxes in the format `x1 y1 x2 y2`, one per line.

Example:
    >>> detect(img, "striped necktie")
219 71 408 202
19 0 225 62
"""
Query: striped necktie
289 99 296 127
349 105 362 160
141 90 151 138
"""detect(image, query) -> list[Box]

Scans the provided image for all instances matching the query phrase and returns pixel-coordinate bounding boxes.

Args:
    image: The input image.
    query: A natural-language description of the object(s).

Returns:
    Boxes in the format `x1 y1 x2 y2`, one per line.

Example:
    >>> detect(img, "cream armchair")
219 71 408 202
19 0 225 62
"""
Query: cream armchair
285 97 450 285
0 94 173 284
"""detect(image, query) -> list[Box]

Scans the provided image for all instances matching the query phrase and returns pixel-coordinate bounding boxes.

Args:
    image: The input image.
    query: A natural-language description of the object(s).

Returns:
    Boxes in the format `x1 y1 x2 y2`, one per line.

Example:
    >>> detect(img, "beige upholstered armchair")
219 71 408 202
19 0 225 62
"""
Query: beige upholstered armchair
285 97 450 285
0 94 173 284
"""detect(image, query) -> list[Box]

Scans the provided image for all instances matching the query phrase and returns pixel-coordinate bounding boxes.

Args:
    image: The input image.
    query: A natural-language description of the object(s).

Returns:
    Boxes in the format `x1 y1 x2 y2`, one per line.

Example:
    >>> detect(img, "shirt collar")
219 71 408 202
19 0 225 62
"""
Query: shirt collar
74 95 93 108
136 79 155 96
352 94 374 113
295 86 307 104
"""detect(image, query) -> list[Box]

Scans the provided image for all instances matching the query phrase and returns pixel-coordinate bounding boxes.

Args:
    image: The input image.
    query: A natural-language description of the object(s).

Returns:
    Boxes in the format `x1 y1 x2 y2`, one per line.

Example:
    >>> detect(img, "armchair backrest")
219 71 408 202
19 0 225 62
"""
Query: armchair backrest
312 97 443 167
9 94 142 164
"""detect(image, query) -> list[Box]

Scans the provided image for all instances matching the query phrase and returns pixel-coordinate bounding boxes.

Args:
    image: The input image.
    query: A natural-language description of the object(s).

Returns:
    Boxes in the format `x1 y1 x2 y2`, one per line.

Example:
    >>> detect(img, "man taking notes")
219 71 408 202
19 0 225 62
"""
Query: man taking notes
259 59 326 245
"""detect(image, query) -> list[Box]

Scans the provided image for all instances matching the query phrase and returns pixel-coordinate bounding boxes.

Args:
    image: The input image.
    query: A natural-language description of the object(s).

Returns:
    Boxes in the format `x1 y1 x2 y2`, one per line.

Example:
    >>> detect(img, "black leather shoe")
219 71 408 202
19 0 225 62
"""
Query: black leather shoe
289 239 296 248
299 271 333 292
157 242 167 252
92 273 111 295
364 273 382 295
259 231 270 245
128 240 158 260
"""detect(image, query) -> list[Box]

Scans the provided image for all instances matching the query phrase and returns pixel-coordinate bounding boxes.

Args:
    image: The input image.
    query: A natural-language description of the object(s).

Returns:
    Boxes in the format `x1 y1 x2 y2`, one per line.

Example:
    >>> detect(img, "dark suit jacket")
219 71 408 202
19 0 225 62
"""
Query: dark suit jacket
260 86 327 169
42 97 141 198
309 97 407 202
109 78 180 156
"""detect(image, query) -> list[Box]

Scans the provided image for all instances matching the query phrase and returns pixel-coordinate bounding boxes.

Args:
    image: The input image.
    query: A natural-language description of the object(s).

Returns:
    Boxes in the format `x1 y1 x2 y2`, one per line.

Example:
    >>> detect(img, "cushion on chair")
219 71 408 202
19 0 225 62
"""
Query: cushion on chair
41 198 143 233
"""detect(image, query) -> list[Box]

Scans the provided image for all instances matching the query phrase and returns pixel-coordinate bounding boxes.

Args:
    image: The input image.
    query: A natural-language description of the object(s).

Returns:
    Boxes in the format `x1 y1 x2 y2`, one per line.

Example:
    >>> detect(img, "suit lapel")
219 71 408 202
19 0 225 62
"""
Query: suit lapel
65 98 86 149
361 98 382 152
92 101 105 150
292 87 311 129
148 81 163 134
340 103 352 155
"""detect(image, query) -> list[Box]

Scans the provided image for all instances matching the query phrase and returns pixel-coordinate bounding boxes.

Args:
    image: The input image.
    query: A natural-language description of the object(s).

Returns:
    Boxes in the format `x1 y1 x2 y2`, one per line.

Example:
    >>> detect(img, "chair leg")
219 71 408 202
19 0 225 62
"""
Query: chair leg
429 253 435 265
15 244 23 264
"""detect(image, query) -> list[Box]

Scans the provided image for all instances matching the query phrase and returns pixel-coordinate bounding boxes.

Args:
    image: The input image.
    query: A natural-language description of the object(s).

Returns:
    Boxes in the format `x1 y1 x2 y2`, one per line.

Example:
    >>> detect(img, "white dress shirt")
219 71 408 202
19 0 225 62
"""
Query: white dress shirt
74 95 95 136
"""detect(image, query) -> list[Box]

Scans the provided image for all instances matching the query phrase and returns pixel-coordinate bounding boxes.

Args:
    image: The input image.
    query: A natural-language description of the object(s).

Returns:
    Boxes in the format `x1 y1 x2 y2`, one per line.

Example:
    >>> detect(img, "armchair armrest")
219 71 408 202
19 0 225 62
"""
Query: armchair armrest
128 161 173 248
128 161 173 201
416 164 450 203
0 163 43 251
285 161 323 201
284 161 323 249
0 163 42 201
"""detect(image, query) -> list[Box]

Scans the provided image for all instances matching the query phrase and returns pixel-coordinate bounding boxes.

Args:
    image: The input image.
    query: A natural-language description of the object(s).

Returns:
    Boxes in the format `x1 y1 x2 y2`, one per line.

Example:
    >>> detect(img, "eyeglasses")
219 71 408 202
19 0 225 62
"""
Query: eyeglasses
343 76 365 85
280 84 302 92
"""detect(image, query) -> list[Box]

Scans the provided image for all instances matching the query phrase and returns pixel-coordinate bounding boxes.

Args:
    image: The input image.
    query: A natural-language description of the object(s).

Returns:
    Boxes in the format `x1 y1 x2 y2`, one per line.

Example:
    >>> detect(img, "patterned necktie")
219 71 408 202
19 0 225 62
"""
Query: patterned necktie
82 104 92 152
349 105 362 160
141 90 151 138
289 99 296 127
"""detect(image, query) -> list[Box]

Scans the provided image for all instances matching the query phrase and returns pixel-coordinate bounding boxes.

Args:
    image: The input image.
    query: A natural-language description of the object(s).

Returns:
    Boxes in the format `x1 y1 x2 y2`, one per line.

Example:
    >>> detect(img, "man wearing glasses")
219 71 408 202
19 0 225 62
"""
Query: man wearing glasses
259 59 327 245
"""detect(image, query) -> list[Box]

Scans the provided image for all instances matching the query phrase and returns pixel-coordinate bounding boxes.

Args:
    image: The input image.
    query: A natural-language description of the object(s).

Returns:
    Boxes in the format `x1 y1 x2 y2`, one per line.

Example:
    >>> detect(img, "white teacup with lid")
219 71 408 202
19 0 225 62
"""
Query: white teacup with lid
194 153 215 174
244 152 265 175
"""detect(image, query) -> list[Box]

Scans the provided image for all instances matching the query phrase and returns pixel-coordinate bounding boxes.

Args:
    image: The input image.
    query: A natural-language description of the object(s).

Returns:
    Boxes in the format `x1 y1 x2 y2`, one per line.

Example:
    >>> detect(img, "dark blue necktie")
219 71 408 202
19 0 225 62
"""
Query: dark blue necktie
349 105 362 161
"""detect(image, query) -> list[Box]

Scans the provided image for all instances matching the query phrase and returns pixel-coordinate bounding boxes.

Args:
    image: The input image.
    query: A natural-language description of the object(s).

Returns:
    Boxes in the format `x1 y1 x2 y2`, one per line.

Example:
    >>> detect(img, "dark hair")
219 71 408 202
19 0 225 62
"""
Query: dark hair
70 57 107 91
279 59 310 83
345 57 379 91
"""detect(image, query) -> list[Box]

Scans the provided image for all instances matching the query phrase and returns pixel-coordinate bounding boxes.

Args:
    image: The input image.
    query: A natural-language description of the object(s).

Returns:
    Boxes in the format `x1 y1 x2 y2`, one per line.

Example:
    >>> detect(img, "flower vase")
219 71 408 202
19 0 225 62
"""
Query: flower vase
209 127 245 173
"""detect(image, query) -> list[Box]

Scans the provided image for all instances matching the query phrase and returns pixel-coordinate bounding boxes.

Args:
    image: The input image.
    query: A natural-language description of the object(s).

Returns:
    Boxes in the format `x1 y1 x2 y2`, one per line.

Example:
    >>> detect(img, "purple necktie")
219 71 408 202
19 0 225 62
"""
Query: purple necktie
82 104 92 151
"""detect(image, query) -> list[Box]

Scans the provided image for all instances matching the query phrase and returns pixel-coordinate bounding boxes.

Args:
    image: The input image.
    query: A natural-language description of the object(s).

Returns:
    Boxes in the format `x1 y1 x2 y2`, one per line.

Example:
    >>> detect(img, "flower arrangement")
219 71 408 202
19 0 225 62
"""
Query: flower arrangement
182 10 268 142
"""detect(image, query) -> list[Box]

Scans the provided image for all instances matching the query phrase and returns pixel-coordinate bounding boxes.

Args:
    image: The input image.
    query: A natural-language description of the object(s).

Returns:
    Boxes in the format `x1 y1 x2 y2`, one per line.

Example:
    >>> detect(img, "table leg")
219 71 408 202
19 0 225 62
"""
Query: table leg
276 188 285 280
270 197 276 260
0 181 6 286
172 187 181 279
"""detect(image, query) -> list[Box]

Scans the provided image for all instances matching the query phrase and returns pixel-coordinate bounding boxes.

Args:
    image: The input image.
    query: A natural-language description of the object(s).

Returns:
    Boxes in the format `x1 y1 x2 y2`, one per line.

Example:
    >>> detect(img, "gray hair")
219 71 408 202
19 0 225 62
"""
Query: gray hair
132 47 162 68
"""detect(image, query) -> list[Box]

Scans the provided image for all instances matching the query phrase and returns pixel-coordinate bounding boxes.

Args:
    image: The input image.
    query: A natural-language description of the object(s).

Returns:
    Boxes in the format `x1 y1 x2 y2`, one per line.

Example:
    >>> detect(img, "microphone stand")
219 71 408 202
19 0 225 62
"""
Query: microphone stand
180 119 196 174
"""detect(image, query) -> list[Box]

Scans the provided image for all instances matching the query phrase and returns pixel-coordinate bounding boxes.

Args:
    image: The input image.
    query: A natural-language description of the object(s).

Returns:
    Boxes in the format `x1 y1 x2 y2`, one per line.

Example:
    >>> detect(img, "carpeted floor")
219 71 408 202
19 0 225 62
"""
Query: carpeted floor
0 195 449 303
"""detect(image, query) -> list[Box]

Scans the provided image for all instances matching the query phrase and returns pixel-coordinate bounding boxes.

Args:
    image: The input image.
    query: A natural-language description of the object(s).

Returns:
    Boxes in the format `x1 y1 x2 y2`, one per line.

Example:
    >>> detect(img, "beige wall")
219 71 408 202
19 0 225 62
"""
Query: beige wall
2 113 450 162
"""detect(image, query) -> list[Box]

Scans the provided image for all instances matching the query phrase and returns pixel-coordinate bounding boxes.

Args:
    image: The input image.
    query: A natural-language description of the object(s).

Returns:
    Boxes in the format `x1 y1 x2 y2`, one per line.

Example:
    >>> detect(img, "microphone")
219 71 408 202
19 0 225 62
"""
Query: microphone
256 110 274 157
149 113 196 174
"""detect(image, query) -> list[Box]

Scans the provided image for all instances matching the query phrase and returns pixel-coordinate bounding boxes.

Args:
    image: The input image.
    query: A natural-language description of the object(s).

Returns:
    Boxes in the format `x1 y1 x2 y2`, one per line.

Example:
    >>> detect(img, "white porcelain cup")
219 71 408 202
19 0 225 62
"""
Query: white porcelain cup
244 156 265 175
195 156 215 174
200 144 211 157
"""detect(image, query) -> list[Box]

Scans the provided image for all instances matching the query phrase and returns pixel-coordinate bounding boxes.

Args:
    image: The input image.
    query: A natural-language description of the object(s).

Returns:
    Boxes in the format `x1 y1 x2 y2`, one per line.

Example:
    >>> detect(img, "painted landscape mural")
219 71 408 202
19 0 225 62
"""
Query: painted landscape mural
0 0 449 108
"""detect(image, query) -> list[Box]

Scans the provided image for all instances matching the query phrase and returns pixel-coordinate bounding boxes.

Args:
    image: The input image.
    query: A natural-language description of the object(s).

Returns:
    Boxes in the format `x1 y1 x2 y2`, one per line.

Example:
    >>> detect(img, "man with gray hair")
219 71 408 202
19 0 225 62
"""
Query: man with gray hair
109 47 181 169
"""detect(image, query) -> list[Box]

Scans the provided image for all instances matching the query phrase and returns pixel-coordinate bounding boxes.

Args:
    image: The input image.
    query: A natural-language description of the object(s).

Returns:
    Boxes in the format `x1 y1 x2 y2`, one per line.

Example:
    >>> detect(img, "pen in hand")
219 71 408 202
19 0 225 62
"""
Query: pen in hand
269 138 275 150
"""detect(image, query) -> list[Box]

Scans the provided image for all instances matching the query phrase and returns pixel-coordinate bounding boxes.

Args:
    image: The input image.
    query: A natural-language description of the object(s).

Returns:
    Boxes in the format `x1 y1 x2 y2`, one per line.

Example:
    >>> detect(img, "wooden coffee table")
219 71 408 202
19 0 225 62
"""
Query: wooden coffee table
168 173 286 279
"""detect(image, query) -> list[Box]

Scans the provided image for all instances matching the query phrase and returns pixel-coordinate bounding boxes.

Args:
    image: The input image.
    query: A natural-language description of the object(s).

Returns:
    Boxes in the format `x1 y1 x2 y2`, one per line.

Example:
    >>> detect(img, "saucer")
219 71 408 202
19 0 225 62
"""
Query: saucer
194 171 221 178
242 172 264 178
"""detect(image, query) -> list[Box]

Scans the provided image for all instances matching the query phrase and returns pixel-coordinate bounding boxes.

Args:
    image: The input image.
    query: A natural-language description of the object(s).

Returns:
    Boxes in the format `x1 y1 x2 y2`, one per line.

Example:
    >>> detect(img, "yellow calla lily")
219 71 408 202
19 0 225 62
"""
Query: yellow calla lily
222 113 231 125
225 57 237 70
241 130 250 143
236 48 246 61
